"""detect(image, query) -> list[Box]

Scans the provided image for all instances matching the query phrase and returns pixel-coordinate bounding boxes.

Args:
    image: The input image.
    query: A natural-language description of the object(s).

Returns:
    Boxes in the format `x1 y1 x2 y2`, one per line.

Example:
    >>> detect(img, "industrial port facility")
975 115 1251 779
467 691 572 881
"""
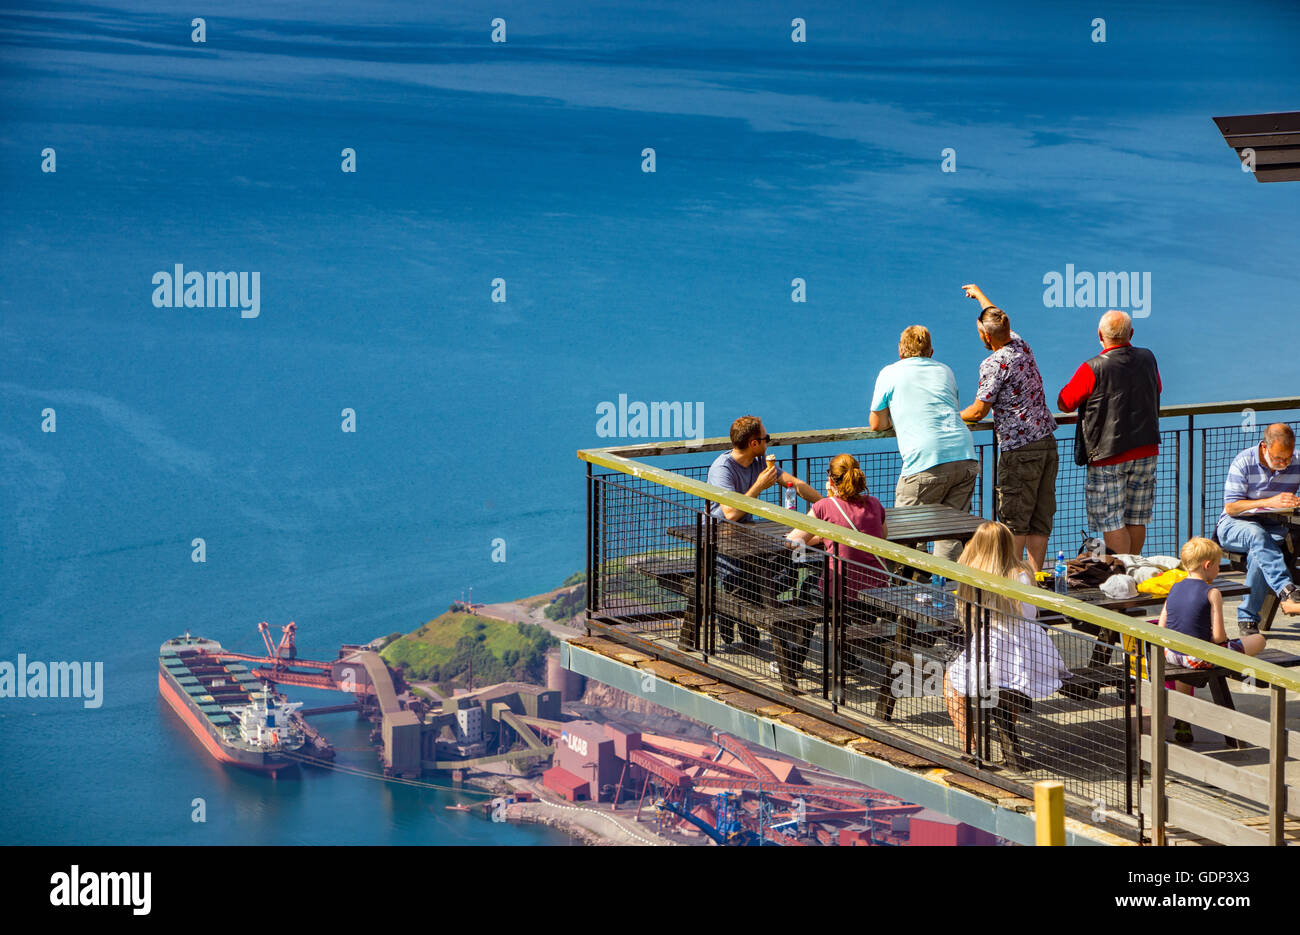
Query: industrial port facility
157 617 991 845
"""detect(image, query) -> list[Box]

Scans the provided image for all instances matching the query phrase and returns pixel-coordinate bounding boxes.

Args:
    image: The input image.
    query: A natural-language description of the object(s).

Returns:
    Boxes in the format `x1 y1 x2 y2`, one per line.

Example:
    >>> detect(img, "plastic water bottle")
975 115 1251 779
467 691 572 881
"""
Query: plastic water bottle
1054 551 1068 594
933 575 947 613
784 481 798 511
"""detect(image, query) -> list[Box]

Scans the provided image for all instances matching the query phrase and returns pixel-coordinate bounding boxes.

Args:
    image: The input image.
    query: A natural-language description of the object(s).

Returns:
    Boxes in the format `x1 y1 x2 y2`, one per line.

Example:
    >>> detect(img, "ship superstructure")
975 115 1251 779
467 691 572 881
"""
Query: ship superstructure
158 633 306 774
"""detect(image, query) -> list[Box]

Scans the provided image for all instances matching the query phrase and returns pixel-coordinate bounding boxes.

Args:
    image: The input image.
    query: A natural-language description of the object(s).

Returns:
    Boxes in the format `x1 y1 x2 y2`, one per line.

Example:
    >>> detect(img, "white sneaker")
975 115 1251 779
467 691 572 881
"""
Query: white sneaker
769 662 780 678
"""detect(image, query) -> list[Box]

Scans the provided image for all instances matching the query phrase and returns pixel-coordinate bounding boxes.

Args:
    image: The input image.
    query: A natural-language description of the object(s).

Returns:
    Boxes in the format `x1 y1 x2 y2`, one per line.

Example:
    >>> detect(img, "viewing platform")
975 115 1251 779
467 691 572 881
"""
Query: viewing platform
571 398 1300 846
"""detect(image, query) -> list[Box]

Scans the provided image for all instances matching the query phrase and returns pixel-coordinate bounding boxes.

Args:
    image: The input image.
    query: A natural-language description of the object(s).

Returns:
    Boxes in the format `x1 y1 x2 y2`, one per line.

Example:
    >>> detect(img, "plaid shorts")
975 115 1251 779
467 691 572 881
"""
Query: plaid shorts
1085 455 1157 532
1165 639 1244 670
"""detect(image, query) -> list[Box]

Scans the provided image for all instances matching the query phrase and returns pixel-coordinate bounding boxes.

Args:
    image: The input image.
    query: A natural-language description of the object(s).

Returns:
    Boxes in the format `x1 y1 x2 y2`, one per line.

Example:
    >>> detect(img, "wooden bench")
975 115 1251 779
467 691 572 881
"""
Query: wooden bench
624 555 711 649
626 555 696 593
851 586 961 720
1059 663 1128 701
1161 647 1300 745
629 553 901 693
666 574 825 686
672 576 956 698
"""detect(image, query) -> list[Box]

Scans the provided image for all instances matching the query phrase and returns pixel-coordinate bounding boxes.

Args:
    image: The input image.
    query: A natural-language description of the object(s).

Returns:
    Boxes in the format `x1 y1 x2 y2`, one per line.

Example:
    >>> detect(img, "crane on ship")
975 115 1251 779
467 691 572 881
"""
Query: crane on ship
260 620 298 667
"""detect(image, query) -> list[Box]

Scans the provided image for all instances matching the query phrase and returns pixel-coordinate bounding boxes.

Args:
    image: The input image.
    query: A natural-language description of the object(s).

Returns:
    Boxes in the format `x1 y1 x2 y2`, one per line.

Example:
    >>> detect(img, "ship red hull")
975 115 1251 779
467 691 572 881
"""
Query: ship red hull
158 670 298 776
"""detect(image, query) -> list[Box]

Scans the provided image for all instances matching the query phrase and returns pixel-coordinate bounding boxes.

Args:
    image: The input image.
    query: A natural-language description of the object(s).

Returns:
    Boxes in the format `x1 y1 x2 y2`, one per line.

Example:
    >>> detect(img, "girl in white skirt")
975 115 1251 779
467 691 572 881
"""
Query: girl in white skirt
944 521 1070 748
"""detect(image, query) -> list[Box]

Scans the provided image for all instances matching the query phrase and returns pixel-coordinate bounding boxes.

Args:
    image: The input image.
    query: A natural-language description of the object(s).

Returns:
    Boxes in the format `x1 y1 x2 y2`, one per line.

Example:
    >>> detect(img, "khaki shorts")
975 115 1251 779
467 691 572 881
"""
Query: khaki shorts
895 458 980 564
996 436 1058 537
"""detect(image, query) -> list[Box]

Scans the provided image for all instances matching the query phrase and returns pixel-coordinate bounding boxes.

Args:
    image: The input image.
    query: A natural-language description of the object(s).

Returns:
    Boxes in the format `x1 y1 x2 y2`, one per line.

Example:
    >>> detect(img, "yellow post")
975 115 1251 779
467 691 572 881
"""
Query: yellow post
1034 780 1065 846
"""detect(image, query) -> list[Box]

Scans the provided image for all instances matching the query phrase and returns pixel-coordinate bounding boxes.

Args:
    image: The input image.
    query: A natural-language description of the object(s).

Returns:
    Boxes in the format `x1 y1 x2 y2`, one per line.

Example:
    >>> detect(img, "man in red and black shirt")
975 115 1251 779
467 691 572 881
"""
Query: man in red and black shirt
1058 310 1162 556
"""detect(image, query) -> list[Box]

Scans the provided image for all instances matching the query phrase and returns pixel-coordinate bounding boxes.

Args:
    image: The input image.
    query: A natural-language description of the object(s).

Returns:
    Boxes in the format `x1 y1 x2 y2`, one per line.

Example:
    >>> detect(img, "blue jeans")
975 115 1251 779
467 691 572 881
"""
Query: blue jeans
1216 516 1294 623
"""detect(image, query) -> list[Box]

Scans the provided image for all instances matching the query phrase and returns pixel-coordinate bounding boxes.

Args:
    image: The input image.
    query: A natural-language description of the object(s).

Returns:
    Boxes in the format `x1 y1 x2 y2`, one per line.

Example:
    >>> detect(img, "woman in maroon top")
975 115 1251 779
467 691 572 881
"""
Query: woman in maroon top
775 454 890 681
786 453 890 599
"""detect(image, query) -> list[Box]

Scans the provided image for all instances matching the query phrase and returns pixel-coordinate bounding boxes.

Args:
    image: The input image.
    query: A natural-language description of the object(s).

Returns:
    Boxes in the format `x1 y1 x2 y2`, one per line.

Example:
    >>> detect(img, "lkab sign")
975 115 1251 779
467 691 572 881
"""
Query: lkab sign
560 730 588 757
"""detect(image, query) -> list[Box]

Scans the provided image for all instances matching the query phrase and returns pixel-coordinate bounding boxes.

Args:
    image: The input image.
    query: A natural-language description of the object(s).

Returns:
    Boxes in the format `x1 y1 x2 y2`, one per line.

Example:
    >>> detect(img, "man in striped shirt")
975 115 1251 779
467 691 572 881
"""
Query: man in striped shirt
1216 423 1300 632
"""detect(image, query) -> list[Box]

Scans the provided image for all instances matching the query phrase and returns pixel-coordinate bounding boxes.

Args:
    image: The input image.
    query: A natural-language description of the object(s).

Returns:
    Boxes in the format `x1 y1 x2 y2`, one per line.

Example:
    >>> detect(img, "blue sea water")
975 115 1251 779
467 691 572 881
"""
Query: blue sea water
1 0 1297 844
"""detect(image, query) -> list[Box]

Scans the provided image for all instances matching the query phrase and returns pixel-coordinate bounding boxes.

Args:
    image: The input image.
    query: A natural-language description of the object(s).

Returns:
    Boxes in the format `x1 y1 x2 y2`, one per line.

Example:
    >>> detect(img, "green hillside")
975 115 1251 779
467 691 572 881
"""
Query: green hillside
381 612 558 687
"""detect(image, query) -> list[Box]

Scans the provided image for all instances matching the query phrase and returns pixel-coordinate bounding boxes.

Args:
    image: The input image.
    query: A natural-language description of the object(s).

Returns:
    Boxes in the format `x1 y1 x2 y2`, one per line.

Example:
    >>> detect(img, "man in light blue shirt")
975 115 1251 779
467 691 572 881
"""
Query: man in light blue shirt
1215 422 1300 631
870 324 979 562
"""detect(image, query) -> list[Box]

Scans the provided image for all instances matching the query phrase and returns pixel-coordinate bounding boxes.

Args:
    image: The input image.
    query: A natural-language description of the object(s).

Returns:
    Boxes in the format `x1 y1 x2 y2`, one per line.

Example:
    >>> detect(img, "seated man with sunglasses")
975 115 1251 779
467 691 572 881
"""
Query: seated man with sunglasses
707 416 816 521
708 415 819 648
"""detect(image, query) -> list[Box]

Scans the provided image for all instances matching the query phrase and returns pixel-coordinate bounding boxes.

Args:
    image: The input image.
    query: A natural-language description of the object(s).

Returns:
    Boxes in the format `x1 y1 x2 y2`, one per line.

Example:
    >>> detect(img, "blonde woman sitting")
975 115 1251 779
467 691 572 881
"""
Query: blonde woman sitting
944 521 1070 752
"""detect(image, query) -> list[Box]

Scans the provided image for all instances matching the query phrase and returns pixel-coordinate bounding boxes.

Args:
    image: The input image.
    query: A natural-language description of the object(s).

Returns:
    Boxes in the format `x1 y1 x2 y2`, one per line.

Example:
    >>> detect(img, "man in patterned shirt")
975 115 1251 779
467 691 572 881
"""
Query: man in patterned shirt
958 284 1059 571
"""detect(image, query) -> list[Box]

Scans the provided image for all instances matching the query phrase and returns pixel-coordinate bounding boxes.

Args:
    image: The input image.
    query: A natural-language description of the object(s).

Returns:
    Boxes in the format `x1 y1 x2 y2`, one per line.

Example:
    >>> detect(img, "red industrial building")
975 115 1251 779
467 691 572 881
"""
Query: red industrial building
542 766 589 802
530 720 1001 845
903 809 1001 846
545 719 625 801
838 826 873 846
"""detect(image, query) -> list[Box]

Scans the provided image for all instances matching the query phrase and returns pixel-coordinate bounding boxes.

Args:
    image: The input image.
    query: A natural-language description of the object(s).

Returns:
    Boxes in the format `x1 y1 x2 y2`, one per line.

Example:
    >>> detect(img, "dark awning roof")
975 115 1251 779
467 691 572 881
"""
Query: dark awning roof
1212 112 1300 182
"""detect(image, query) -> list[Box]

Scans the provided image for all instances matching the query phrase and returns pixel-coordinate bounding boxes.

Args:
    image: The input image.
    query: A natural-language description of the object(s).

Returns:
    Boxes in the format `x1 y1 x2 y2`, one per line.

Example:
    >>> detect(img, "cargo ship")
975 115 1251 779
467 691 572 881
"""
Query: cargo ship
158 633 307 775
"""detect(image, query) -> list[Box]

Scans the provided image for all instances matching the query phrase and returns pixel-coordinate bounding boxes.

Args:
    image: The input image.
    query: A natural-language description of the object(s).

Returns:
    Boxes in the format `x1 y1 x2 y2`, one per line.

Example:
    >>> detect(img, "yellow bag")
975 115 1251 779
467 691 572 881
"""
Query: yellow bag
1136 567 1187 597
1121 631 1150 680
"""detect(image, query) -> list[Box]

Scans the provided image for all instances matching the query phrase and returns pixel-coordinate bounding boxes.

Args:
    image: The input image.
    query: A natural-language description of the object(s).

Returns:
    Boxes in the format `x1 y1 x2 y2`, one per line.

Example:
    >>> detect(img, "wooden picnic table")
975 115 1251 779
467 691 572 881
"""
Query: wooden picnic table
665 503 987 559
657 506 981 692
660 519 808 673
1049 575 1246 621
1036 575 1249 641
877 504 990 551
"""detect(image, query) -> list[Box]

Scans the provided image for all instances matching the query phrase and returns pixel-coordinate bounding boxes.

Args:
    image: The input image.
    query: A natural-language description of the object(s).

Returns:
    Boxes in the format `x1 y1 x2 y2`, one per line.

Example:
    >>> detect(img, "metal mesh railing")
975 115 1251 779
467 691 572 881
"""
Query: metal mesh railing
798 446 992 514
582 401 1300 835
655 413 1277 568
589 472 1139 811
819 548 1135 810
592 475 696 631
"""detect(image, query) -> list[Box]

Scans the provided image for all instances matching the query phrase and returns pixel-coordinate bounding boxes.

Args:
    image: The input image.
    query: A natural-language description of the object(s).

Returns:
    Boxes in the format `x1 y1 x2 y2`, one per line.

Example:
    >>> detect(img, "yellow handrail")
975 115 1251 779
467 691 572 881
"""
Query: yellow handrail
577 444 1300 695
